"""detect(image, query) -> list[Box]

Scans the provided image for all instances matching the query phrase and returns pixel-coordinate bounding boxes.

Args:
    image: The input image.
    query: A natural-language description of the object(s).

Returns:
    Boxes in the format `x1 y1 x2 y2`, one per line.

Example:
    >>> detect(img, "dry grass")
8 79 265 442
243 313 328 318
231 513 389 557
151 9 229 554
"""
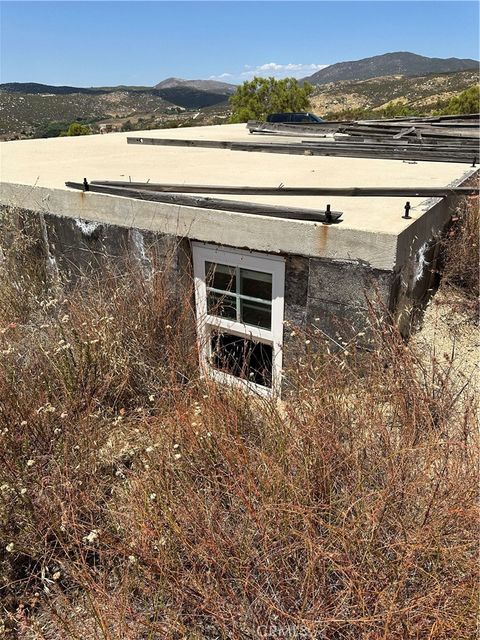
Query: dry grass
440 194 479 314
0 209 478 639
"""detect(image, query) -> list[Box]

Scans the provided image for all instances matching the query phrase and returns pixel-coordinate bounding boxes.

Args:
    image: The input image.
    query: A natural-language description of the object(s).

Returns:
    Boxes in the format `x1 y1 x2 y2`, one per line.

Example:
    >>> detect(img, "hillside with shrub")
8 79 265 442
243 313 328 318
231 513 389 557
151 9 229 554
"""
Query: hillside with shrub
1 67 479 140
310 69 479 118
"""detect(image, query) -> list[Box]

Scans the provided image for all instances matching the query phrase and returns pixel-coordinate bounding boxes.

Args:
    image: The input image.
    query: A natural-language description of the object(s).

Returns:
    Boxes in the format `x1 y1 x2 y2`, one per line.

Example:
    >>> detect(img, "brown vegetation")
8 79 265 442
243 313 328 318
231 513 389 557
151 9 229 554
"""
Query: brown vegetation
440 195 479 313
0 207 478 639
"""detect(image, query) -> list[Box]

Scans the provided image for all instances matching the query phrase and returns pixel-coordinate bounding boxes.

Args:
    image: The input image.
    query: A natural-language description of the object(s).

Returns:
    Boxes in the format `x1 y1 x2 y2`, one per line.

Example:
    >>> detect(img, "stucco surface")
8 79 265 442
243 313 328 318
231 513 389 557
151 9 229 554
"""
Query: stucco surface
1 123 475 270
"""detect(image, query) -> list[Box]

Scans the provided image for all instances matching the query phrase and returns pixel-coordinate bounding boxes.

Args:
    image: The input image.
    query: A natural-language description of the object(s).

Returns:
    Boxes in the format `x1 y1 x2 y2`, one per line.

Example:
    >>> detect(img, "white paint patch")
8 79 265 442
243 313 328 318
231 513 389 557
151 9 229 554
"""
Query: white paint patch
130 229 153 278
38 213 59 281
413 241 430 285
130 228 147 262
75 219 101 237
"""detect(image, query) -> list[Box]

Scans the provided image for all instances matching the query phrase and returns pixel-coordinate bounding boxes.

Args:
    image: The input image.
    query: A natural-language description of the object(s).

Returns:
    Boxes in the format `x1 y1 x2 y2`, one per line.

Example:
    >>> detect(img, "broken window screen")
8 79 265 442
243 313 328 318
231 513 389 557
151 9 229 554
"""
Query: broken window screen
210 331 273 388
205 262 272 330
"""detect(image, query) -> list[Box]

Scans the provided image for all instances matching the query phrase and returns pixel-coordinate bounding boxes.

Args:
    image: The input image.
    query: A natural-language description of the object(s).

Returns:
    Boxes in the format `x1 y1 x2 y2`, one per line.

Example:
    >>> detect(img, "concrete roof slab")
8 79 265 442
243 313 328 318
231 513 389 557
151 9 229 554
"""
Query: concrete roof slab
1 123 476 270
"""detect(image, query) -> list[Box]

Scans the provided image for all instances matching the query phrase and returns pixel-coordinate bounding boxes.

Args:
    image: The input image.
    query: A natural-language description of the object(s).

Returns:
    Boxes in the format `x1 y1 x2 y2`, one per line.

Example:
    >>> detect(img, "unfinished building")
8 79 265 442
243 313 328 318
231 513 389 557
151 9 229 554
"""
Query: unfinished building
1 119 478 394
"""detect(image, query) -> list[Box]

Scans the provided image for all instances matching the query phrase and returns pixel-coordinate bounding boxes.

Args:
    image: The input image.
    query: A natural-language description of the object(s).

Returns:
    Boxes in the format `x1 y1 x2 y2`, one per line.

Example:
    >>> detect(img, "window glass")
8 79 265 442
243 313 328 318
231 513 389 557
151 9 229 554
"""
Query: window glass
210 332 273 388
206 262 236 292
240 299 271 329
240 269 272 300
207 291 237 320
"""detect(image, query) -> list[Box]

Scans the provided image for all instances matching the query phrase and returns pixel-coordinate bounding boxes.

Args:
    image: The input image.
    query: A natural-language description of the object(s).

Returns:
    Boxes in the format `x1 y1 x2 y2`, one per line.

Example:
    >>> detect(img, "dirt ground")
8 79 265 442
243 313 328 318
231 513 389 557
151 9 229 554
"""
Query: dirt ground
412 285 479 397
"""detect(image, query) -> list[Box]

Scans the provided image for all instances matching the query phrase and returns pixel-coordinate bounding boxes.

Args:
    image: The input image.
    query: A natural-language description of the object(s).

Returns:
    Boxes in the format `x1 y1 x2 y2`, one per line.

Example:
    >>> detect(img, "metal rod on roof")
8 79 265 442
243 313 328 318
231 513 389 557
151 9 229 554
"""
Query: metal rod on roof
64 182 343 224
90 181 479 198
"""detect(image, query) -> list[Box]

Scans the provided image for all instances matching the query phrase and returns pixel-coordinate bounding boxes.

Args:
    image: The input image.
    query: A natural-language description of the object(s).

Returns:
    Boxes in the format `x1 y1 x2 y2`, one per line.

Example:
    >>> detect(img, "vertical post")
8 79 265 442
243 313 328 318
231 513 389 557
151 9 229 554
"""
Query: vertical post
325 204 333 223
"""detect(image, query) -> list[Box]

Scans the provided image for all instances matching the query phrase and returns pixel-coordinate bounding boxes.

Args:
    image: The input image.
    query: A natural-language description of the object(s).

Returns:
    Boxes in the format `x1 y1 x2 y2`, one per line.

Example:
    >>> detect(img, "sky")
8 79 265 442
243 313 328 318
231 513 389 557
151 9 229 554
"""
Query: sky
1 1 478 86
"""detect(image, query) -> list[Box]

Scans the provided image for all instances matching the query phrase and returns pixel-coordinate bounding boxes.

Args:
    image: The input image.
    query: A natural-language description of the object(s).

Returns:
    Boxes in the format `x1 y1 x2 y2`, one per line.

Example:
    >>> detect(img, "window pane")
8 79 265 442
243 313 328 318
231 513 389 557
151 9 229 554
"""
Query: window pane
240 299 271 329
206 262 236 292
210 332 273 388
240 269 272 300
207 291 237 320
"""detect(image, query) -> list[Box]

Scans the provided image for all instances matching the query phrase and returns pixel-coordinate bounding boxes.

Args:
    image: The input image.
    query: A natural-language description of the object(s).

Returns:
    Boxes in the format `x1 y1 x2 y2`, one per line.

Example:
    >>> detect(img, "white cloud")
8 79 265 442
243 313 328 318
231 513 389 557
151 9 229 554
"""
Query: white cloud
210 62 329 83
209 72 233 80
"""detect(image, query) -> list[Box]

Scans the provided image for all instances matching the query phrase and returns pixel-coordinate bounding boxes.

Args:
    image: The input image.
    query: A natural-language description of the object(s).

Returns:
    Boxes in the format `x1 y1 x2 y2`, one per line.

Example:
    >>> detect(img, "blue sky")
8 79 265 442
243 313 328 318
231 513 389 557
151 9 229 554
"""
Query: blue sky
1 1 478 86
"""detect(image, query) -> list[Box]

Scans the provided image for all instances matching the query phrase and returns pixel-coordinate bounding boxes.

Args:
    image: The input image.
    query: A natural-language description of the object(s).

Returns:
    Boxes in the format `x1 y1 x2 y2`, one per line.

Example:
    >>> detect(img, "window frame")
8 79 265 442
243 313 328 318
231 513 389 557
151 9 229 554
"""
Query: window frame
192 242 285 396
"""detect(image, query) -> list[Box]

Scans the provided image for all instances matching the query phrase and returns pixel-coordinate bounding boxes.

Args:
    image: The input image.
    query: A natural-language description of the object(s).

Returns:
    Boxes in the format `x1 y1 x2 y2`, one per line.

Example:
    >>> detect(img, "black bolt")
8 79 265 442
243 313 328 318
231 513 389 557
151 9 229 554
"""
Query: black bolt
402 201 411 219
83 178 89 192
325 203 333 223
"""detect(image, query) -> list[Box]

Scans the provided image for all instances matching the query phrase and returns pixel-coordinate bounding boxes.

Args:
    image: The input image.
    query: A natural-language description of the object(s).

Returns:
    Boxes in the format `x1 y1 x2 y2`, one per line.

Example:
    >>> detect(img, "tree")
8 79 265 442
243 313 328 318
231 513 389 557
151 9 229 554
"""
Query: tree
229 76 314 123
440 85 480 116
120 119 133 132
34 121 69 138
60 122 91 136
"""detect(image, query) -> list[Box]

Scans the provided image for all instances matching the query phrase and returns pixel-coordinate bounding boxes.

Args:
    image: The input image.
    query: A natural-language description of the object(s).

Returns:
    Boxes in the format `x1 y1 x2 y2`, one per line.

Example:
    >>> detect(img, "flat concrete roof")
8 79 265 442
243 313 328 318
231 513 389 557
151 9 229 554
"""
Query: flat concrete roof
0 124 476 270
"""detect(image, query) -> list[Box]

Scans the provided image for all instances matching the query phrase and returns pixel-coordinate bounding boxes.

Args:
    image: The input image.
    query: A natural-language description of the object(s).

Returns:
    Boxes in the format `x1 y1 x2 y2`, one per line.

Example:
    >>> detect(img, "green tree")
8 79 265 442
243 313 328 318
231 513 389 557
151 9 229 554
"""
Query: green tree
441 85 480 115
60 122 91 136
34 121 69 138
379 101 416 119
229 76 314 123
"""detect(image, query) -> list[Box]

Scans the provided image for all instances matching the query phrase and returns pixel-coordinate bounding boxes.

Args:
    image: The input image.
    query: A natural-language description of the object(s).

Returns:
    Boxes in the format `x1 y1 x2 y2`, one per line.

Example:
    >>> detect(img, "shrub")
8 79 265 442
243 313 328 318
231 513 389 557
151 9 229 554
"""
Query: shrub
0 209 478 639
229 77 313 123
440 195 479 310
440 84 480 116
60 122 91 136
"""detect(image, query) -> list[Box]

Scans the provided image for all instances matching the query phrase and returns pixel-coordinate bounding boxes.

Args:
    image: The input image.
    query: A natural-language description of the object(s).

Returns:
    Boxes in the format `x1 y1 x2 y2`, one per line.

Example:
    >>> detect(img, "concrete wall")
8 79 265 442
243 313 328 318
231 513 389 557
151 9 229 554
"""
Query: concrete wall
393 169 479 334
0 183 401 272
1 207 397 376
282 255 393 362
9 194 475 393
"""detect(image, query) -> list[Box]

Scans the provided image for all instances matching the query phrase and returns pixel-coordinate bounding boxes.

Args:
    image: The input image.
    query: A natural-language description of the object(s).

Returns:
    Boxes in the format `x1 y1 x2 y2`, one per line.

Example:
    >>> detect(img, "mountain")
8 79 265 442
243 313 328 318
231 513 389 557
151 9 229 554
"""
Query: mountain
309 69 479 116
0 82 107 95
153 77 235 108
0 77 235 113
155 86 230 109
0 78 234 138
155 77 236 94
303 52 479 85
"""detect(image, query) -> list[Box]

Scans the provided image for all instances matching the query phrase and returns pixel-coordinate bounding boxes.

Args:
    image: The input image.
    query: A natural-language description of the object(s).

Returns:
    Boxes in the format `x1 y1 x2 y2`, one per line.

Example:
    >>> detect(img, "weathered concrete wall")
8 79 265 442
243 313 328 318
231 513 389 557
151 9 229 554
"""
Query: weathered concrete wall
42 213 180 278
0 182 401 272
282 254 393 362
393 170 479 334
1 200 462 390
0 205 194 325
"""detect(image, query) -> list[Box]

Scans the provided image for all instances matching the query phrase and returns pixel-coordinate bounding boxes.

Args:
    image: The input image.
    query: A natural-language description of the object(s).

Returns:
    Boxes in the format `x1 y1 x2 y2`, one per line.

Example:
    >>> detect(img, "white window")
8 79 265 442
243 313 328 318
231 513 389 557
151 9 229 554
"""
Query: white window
192 242 285 396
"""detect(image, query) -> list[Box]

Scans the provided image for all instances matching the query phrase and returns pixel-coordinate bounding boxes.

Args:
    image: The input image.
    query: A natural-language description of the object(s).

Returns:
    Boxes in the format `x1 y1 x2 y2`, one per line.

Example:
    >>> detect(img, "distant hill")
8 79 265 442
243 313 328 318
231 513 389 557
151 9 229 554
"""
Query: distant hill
2 53 478 139
310 69 479 116
0 82 106 95
0 78 232 125
155 77 236 94
303 52 479 85
153 77 235 109
0 79 233 138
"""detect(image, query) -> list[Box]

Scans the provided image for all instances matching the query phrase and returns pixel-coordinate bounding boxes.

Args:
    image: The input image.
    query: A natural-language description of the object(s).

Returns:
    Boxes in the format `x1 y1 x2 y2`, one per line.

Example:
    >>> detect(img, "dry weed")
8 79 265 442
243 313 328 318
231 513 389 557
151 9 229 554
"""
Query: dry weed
0 209 477 639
